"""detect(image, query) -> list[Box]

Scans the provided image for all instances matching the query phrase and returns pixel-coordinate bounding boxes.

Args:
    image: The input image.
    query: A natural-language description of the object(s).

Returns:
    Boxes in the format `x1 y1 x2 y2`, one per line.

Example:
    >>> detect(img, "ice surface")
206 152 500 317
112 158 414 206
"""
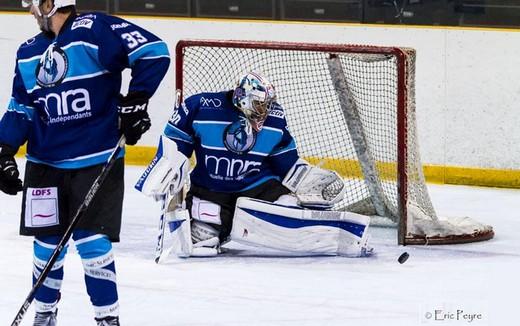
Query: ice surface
0 162 518 325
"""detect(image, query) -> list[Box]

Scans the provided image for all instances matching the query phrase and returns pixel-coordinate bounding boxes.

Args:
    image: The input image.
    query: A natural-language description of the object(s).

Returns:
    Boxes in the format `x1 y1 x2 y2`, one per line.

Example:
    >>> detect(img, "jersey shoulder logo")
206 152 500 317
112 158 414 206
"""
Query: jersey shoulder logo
35 43 68 88
223 118 257 154
200 97 222 108
110 22 131 30
268 109 285 119
71 18 94 30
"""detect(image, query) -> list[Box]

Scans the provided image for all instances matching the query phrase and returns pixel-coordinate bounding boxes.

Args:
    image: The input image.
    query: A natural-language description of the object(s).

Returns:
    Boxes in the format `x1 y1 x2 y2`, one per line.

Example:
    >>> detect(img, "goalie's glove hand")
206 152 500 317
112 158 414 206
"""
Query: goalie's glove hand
118 91 151 145
0 144 23 195
282 159 346 208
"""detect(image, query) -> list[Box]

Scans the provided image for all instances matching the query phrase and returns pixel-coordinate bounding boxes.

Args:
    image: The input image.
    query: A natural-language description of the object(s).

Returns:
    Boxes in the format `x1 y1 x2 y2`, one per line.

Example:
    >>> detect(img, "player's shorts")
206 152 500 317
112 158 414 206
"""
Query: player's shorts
19 159 124 242
185 179 290 241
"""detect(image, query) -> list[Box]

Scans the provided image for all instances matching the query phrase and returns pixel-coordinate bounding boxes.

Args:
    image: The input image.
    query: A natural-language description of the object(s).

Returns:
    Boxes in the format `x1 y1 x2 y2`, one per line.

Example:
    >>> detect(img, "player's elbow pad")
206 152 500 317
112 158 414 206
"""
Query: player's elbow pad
135 135 189 198
282 158 346 208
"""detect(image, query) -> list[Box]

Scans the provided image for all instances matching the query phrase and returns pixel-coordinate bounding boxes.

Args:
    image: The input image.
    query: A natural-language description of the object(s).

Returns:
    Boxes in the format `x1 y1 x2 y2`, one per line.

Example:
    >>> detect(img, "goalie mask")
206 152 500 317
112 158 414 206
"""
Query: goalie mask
232 72 276 131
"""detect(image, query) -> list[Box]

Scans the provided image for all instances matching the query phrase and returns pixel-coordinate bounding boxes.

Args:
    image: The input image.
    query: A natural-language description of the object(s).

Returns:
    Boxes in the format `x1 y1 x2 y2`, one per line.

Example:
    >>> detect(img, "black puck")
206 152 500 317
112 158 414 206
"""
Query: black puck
398 252 409 264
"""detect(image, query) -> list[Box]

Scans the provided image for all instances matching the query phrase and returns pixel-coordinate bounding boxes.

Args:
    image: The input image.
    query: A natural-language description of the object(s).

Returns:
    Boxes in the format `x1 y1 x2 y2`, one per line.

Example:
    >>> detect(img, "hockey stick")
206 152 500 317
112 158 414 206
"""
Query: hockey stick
10 136 126 326
154 193 168 263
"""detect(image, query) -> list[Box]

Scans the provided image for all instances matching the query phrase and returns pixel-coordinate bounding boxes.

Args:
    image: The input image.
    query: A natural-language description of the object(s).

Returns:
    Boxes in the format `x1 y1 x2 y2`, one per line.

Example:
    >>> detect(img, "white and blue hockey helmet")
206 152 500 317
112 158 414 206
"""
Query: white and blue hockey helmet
22 0 75 17
232 72 276 131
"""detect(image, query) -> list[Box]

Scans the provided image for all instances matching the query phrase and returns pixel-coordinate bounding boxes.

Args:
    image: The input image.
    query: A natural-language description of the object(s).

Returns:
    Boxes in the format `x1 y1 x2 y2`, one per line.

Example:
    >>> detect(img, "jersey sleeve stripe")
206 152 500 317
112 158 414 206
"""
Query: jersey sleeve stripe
128 41 169 66
270 139 297 156
7 98 35 121
164 123 193 143
261 126 284 134
17 59 39 91
139 55 171 60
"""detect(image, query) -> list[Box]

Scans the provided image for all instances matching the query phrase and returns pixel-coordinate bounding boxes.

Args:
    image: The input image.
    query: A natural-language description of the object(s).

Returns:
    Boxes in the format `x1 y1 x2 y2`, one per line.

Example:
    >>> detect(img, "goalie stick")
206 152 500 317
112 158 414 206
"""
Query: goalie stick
154 187 184 263
154 193 168 263
10 136 126 326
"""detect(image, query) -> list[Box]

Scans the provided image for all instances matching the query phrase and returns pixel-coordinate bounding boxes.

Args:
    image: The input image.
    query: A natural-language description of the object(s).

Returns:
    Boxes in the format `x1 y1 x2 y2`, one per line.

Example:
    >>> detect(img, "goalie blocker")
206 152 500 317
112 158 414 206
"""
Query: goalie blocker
135 135 189 198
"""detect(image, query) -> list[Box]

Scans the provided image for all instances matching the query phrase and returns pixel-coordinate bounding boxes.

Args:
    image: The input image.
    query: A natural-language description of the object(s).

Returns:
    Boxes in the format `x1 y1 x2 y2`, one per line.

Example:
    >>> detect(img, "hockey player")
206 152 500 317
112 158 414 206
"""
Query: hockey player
136 72 371 259
0 1 170 325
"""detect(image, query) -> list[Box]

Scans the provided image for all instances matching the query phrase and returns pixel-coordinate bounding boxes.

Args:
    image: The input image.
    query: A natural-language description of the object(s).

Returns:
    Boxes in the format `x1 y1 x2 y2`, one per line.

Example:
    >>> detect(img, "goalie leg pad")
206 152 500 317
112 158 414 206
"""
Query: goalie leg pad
166 208 192 258
191 196 222 225
230 197 371 257
190 221 220 257
189 196 222 257
165 210 221 258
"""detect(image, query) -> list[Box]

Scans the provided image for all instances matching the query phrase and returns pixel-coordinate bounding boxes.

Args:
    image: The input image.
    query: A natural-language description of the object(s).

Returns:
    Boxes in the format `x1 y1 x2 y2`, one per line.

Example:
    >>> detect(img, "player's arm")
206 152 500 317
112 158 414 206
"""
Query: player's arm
268 108 346 208
0 63 32 195
96 15 170 94
135 97 198 198
96 15 171 145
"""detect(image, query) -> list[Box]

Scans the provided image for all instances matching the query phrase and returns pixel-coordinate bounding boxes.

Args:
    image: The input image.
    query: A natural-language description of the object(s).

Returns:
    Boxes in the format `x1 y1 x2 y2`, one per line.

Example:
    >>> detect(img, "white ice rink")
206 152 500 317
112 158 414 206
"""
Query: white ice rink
0 162 518 325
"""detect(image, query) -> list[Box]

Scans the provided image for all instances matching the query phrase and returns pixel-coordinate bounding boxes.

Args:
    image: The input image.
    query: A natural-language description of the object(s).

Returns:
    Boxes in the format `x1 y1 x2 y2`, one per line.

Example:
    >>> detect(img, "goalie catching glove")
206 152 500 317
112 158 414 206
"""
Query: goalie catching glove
135 135 189 198
282 159 346 208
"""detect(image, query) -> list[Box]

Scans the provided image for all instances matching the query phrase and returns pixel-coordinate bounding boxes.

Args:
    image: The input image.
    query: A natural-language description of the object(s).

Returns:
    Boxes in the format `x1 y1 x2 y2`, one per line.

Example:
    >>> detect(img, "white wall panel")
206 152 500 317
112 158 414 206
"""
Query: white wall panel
0 13 517 169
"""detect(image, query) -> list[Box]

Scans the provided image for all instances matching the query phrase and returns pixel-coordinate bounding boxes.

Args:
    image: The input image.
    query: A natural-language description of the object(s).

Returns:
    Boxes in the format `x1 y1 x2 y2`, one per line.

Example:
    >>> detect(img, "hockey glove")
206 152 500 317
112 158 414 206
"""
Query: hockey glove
118 91 152 145
282 159 346 208
0 144 23 195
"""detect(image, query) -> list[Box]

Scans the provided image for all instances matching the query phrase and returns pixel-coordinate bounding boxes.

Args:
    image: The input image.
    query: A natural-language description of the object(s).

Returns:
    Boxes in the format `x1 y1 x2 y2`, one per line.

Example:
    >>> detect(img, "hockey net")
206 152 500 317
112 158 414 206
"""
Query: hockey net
175 39 494 245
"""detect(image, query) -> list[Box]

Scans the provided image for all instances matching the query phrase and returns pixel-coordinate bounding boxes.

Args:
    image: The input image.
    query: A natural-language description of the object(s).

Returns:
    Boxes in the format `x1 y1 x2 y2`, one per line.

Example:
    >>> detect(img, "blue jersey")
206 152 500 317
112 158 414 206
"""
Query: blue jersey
164 91 300 192
0 12 170 169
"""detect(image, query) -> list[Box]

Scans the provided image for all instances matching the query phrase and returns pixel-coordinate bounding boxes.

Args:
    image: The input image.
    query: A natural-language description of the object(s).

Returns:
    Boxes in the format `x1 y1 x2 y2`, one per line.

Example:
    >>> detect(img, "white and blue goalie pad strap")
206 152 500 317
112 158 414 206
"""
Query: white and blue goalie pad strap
231 197 371 257
282 158 347 208
135 135 189 197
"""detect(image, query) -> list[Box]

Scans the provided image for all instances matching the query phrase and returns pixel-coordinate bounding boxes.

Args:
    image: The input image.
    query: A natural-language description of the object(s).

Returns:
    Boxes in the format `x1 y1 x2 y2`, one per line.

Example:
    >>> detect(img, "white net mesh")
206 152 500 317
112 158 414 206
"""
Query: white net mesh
177 40 493 245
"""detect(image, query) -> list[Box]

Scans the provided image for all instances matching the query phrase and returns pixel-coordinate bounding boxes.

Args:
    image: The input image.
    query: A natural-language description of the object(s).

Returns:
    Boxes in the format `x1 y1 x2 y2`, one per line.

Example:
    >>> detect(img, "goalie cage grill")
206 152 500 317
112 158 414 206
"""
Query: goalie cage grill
175 39 494 246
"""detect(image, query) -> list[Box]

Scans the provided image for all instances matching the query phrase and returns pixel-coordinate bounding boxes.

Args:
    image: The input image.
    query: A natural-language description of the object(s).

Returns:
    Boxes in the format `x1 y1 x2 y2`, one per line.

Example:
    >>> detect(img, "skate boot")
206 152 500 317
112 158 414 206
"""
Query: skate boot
33 309 57 326
95 316 120 326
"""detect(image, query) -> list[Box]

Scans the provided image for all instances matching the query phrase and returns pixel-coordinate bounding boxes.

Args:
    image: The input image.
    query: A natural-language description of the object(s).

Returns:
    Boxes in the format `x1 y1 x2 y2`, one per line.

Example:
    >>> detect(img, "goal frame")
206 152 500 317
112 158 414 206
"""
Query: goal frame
174 39 489 246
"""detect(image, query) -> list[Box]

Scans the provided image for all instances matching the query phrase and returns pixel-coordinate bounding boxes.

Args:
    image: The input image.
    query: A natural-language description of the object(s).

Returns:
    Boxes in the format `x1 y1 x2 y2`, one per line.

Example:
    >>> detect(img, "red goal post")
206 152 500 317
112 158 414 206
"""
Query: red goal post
175 39 494 245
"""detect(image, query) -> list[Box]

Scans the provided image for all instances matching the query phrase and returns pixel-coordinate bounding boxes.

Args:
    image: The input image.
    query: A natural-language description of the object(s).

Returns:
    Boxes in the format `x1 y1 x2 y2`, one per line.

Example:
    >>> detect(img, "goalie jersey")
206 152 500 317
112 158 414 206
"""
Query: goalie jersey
165 91 300 192
0 12 170 168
